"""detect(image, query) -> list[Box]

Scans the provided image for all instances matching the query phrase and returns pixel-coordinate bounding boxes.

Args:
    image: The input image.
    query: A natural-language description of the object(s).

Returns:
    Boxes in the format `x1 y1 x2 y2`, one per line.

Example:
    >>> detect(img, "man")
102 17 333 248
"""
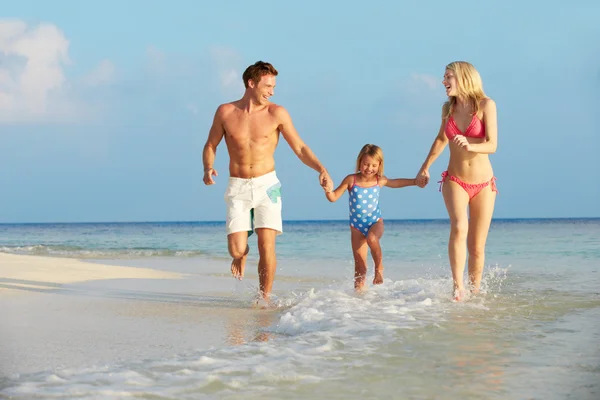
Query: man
202 61 331 303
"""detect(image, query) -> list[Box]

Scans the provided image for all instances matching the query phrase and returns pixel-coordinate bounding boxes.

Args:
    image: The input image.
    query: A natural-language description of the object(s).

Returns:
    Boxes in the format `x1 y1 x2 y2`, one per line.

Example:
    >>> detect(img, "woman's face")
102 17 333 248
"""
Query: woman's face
442 69 458 97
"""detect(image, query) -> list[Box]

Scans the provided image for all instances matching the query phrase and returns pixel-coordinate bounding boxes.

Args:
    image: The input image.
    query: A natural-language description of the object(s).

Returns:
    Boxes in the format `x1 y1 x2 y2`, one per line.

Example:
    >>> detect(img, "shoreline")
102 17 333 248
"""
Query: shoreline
0 252 183 296
0 252 275 377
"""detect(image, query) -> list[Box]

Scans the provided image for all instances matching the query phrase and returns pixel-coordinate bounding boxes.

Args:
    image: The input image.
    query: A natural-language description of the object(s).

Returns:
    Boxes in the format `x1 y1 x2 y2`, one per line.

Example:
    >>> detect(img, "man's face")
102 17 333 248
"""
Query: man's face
249 74 276 104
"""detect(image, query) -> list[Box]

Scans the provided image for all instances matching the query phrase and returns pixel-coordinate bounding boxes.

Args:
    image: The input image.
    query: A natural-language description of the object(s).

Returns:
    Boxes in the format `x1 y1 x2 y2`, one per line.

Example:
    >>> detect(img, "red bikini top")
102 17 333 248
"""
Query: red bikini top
445 114 485 140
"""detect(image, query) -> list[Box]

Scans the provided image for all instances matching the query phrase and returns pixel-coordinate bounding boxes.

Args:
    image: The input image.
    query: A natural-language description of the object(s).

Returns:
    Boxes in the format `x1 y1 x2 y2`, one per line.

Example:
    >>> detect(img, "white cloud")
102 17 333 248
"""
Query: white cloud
82 59 116 87
407 73 441 93
209 46 244 95
0 19 115 124
141 45 244 115
382 73 446 132
146 45 166 75
186 103 198 115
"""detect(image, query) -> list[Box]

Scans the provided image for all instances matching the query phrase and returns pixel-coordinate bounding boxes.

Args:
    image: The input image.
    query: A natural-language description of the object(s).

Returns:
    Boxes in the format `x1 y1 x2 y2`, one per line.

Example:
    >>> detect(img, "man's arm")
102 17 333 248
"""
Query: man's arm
202 105 226 185
276 106 331 187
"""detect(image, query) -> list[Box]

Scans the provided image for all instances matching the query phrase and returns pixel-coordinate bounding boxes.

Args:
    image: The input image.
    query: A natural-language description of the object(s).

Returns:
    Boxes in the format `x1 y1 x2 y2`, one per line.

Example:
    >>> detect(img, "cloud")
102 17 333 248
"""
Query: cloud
82 59 116 87
0 19 115 124
146 45 166 75
209 46 244 95
377 73 445 132
406 73 441 94
186 103 199 115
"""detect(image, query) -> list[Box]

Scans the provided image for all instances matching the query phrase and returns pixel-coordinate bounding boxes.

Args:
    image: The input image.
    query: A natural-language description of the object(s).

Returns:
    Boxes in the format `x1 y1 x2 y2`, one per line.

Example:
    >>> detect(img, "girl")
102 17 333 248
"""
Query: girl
325 144 417 291
415 61 498 301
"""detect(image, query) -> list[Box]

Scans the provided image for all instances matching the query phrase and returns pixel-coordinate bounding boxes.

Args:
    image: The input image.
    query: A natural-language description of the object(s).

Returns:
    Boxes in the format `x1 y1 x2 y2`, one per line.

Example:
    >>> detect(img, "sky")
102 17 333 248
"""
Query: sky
0 0 598 223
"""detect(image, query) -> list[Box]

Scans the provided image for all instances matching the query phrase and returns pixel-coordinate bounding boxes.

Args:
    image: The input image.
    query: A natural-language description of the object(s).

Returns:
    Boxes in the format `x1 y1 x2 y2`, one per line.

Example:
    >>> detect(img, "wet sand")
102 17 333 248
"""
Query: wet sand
0 254 278 377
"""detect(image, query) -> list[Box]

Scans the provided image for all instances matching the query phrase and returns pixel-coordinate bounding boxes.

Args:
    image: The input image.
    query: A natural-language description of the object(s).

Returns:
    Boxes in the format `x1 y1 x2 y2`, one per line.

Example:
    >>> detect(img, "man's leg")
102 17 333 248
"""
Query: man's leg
255 228 277 300
228 232 249 279
224 178 252 279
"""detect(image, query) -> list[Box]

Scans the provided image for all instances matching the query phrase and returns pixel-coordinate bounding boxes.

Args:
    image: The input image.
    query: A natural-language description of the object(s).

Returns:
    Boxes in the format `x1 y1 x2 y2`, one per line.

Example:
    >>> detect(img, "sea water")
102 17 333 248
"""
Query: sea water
0 219 598 399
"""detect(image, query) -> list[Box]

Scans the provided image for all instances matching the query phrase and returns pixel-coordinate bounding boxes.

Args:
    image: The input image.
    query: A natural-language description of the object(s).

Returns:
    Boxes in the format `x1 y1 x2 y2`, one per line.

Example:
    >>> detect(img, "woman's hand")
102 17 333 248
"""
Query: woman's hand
416 169 430 188
452 135 473 152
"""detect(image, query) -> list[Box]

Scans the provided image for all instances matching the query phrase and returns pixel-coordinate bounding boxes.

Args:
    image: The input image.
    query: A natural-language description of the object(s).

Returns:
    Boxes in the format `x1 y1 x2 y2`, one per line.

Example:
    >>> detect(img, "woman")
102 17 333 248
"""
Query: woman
416 61 498 301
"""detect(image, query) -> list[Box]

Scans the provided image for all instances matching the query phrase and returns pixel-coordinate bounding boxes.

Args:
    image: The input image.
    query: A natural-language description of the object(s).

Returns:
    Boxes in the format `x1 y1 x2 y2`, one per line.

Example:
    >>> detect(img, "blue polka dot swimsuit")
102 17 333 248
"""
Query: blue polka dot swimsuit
348 175 382 237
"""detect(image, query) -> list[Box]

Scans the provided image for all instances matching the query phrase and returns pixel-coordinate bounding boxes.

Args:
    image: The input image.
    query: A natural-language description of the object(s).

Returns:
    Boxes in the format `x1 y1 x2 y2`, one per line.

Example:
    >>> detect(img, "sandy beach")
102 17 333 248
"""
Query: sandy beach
0 252 182 295
0 253 279 378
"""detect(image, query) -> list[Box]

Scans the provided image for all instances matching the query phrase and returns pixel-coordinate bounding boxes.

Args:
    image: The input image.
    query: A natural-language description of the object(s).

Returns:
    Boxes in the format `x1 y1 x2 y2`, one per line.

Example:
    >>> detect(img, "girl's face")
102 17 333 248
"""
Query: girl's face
359 155 380 177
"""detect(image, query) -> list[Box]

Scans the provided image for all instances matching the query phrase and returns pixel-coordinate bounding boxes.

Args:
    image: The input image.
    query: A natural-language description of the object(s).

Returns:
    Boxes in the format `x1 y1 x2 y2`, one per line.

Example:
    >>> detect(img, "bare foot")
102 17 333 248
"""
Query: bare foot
452 288 467 302
373 268 384 285
231 245 249 280
354 285 366 294
354 275 366 292
253 294 274 309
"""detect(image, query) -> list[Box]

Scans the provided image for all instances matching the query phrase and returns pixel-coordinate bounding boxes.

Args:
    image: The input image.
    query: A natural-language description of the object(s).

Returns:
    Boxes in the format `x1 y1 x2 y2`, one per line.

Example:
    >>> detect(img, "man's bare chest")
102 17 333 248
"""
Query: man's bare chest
224 114 279 140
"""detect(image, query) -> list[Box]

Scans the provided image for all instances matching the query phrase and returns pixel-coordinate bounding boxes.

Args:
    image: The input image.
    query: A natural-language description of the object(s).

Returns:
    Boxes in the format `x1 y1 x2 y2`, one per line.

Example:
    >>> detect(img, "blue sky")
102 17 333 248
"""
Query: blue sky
0 0 598 223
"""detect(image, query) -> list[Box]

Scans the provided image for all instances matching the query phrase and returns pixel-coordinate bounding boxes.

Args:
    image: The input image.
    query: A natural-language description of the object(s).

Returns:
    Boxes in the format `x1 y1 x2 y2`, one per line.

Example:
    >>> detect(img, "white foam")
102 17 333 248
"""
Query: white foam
1 273 510 399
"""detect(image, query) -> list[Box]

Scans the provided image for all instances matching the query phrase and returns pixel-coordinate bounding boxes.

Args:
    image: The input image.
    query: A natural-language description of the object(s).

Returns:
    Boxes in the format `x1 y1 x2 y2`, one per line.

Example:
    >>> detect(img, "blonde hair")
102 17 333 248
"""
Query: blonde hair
355 144 384 176
444 61 487 118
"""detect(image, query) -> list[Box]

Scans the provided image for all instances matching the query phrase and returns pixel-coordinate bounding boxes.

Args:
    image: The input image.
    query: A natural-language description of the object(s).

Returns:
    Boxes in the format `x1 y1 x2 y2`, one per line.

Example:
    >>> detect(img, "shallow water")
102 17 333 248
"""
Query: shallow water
1 219 599 399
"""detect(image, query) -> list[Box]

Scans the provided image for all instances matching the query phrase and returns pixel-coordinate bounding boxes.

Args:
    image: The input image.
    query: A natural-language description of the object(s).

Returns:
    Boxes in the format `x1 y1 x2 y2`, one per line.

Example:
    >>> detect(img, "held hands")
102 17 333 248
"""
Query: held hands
415 169 429 188
452 135 473 152
319 169 333 192
203 168 218 185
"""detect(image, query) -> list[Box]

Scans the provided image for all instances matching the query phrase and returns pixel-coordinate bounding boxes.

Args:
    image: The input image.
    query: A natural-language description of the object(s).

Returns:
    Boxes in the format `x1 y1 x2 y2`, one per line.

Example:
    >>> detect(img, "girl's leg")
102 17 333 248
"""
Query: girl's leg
467 185 497 293
442 179 470 300
351 228 369 291
366 220 385 285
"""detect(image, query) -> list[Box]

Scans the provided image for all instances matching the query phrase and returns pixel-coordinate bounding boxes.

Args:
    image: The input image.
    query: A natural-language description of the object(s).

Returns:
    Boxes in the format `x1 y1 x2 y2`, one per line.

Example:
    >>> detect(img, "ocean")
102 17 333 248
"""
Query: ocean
0 218 599 399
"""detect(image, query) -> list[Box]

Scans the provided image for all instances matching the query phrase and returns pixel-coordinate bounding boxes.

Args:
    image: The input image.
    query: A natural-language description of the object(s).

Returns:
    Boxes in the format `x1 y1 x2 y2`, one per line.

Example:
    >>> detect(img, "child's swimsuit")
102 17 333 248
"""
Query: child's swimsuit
439 114 498 200
348 174 381 237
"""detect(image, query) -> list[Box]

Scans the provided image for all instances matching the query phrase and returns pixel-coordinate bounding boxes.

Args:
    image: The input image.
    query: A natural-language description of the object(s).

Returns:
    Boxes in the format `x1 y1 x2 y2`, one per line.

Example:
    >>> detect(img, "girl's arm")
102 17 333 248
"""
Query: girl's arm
380 176 417 189
325 175 353 202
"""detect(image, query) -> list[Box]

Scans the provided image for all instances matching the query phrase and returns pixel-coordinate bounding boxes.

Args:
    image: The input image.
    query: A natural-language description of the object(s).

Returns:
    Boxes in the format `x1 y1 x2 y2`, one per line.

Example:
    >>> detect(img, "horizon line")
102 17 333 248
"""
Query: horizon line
1 216 599 225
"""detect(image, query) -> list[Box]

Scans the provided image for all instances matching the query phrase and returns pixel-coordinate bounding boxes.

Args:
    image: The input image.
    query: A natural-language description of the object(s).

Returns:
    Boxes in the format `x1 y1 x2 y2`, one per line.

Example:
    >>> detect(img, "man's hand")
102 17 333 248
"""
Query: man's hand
203 168 218 185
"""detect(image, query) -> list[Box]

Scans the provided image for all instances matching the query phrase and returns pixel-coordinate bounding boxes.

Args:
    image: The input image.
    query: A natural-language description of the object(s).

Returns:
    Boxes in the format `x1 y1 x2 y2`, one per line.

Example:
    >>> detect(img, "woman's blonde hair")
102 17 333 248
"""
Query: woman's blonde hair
355 144 384 176
444 61 487 118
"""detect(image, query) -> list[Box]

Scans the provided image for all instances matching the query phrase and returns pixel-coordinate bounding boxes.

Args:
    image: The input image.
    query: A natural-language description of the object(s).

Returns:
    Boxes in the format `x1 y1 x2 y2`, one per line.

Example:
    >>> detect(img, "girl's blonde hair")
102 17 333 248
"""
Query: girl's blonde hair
355 144 384 176
444 61 487 118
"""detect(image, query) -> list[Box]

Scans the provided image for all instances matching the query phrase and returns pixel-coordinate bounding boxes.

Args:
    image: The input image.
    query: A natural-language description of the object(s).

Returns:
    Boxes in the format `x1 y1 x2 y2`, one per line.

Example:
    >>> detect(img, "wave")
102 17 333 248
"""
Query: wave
0 245 205 259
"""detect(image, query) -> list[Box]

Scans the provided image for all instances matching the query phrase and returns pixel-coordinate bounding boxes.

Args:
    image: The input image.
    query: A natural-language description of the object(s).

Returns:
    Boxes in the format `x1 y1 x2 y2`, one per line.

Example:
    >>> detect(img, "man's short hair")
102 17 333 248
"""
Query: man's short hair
242 61 278 88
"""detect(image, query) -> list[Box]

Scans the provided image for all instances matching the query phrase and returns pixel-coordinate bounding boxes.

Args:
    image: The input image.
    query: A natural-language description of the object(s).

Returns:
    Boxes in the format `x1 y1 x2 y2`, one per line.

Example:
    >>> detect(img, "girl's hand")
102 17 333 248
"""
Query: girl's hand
416 169 429 188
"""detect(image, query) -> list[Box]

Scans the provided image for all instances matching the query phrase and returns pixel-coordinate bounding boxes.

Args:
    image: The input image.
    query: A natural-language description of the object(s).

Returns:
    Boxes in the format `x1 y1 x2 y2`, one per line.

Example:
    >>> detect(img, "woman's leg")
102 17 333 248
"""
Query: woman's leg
467 184 497 293
442 178 470 299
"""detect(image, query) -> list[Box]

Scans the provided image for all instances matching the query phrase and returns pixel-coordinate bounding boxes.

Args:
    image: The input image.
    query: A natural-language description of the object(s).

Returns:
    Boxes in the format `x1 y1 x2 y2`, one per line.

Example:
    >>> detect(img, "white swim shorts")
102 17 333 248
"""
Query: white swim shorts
224 171 283 236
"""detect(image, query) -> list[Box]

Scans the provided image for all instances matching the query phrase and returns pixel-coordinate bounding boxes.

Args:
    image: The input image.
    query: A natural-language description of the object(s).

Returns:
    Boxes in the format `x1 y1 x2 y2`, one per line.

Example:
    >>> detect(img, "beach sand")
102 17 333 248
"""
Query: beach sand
0 253 182 295
0 253 279 377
